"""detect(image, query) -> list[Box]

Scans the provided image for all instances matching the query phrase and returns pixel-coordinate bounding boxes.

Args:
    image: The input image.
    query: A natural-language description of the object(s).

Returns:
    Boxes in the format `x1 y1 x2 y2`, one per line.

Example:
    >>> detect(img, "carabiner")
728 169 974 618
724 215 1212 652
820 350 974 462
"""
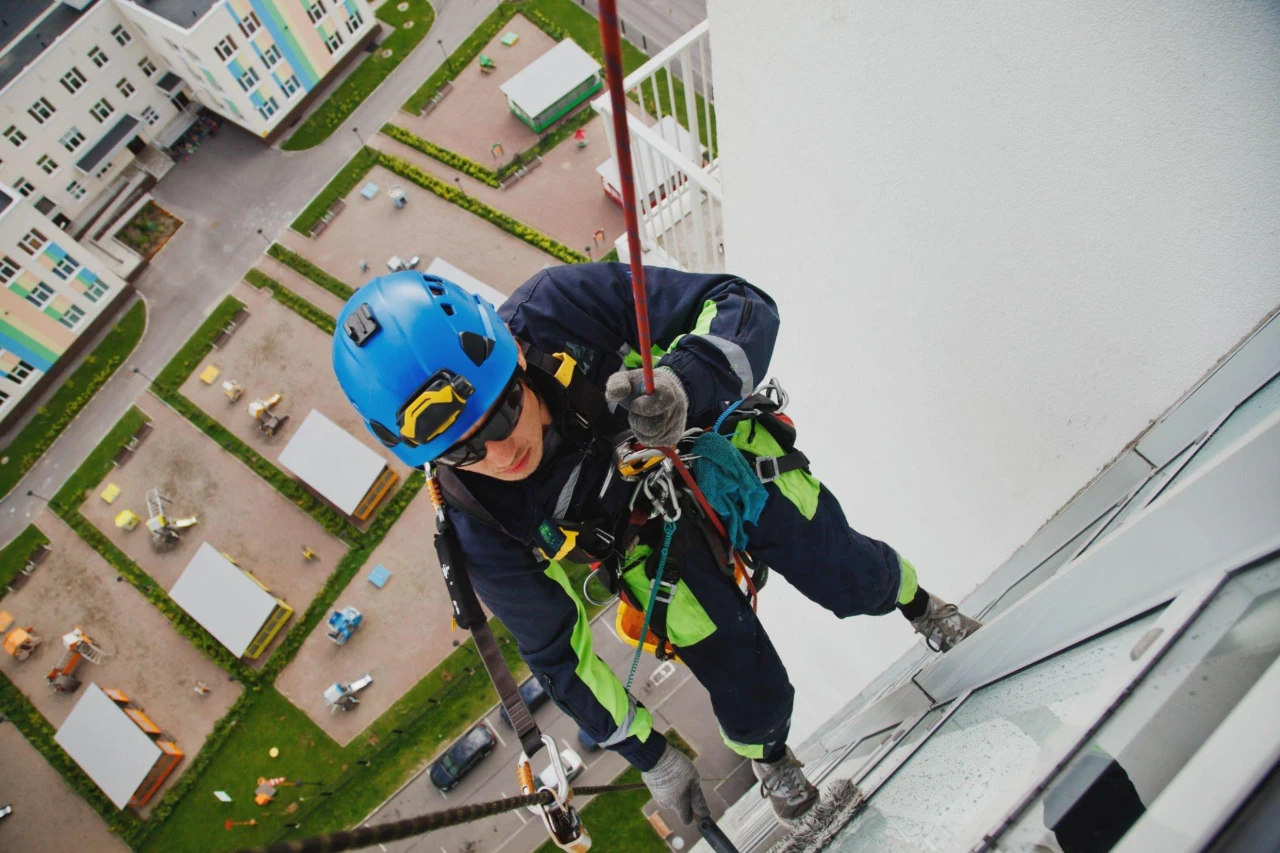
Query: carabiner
518 735 592 851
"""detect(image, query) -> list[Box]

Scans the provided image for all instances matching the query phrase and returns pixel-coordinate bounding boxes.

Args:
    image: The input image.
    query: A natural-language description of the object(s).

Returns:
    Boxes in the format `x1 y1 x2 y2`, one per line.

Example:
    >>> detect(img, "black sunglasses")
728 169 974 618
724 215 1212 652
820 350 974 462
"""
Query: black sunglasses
434 375 526 467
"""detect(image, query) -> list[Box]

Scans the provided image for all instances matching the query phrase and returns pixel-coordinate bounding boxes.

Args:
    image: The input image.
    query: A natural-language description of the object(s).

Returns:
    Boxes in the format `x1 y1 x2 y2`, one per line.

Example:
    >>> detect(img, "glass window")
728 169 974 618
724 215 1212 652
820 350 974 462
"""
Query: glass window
27 282 54 308
13 177 36 197
824 612 1162 852
28 97 57 124
992 559 1280 853
7 359 34 385
112 24 133 47
257 96 279 120
4 126 28 148
59 127 86 153
138 57 158 78
1086 442 1198 549
262 43 282 67
61 66 87 93
308 1 327 24
215 35 238 61
18 229 47 255
37 154 59 175
83 276 109 302
345 9 364 33
89 46 109 68
281 74 301 97
52 255 79 281
116 77 136 99
141 106 160 126
66 180 87 201
90 98 115 123
0 389 10 408
983 510 1115 621
237 65 260 92
325 30 343 54
239 11 262 38
1161 372 1280 496
0 257 19 283
60 305 85 329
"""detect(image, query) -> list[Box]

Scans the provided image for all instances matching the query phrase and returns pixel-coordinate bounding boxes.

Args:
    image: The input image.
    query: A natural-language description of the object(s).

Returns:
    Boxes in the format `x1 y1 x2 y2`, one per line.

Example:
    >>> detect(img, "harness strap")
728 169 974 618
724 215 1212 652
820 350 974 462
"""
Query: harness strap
740 449 811 484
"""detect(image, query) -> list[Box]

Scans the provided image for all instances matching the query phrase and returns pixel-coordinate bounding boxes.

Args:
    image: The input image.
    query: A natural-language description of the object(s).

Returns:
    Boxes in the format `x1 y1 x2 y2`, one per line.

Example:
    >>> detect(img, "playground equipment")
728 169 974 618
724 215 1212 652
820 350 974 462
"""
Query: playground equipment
325 606 363 645
45 627 108 693
248 392 288 437
389 186 407 209
323 673 374 713
0 611 42 661
115 509 141 531
222 380 244 402
145 488 199 545
302 546 318 562
574 127 588 149
386 255 421 272
479 54 496 74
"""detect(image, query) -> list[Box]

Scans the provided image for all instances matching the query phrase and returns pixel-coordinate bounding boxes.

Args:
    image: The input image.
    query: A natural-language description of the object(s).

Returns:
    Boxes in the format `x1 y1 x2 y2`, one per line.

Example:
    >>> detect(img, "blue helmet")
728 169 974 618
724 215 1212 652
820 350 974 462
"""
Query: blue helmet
332 272 519 467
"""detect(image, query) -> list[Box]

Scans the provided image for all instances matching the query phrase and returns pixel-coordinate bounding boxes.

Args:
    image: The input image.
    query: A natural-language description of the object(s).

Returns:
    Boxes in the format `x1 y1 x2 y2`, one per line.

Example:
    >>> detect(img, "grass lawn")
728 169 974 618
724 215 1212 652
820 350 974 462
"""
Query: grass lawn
282 0 436 150
267 244 355 301
0 524 48 591
0 298 146 500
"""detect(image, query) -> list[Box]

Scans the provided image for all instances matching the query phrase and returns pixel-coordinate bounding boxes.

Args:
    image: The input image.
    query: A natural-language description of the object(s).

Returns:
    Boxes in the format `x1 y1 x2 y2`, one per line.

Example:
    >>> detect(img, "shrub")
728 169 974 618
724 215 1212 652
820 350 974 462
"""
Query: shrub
0 299 147 499
245 269 337 335
0 525 49 591
379 124 502 188
373 151 589 264
282 0 437 150
266 244 355 301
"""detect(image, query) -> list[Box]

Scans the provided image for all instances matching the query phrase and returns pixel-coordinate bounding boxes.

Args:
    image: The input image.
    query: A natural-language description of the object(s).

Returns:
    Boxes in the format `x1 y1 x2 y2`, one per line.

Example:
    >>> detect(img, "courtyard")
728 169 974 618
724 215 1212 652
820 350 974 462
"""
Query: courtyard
0 513 243 810
77 401 347 656
275 488 455 744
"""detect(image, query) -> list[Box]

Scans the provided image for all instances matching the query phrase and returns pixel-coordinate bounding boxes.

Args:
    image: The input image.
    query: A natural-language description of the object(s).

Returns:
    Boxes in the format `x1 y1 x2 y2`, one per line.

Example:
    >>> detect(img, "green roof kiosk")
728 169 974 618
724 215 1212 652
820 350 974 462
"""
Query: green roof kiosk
500 40 602 133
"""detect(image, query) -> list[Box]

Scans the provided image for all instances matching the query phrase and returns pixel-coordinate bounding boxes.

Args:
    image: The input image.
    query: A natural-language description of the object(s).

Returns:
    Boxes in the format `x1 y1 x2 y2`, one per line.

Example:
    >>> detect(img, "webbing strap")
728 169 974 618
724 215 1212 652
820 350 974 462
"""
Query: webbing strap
472 619 543 756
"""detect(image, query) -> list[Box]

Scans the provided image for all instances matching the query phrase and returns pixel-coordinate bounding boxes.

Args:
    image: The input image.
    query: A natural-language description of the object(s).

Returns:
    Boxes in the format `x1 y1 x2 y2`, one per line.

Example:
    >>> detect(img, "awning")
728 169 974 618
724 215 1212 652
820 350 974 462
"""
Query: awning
157 71 182 93
77 114 141 175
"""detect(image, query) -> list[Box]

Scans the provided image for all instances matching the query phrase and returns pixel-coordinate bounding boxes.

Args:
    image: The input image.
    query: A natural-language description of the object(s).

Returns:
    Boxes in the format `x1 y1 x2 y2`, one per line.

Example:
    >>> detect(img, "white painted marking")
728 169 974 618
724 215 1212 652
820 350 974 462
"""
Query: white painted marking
490 722 508 749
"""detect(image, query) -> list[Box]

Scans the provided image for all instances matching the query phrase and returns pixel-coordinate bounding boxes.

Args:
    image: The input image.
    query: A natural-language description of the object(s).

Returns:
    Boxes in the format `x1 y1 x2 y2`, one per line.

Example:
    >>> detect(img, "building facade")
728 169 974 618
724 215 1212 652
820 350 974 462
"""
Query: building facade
0 183 131 424
0 0 376 233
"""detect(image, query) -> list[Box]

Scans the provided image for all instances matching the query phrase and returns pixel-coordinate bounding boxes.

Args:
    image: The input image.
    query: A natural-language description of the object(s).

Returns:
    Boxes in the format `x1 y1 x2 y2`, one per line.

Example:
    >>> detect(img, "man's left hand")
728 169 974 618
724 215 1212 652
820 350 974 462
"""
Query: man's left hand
606 366 688 447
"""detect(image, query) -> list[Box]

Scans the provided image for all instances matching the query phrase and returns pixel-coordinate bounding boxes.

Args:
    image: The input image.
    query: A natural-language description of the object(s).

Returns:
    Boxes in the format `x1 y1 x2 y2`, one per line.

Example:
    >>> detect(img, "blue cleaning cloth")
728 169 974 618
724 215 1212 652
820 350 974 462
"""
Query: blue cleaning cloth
690 431 768 551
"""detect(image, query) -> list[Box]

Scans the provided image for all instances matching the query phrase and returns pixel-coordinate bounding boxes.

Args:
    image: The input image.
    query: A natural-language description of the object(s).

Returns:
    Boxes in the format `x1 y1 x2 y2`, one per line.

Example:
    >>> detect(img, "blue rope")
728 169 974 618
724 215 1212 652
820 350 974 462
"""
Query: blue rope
625 519 677 692
713 398 747 435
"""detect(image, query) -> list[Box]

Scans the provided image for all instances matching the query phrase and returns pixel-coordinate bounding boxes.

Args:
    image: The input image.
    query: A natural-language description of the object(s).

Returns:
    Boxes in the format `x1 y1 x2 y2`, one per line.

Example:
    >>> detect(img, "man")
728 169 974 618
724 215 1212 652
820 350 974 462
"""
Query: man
332 263 981 826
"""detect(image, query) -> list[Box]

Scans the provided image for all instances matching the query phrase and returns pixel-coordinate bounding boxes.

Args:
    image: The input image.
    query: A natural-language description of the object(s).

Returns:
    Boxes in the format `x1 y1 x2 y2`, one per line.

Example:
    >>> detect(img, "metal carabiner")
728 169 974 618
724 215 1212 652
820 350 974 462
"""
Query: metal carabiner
518 735 592 851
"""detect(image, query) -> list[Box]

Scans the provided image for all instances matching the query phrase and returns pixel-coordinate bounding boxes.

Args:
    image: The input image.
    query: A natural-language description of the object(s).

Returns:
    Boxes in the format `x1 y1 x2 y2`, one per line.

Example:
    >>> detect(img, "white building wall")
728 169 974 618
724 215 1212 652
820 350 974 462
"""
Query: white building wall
117 0 375 139
706 0 1280 738
0 2 185 224
0 186 131 421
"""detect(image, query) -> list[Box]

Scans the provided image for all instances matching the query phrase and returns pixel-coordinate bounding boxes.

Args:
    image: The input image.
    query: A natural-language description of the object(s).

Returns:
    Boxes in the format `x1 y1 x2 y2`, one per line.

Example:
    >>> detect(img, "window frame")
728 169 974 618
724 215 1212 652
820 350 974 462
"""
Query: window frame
17 229 47 255
112 24 133 47
116 77 136 99
60 66 88 94
26 281 54 308
36 154 59 176
82 276 109 302
4 126 28 148
281 74 301 98
345 9 364 34
214 35 238 62
66 180 87 201
140 106 161 126
7 359 34 385
59 304 85 329
59 127 86 153
238 10 262 39
308 1 328 24
324 30 343 54
138 57 158 78
12 177 36 198
90 98 115 123
52 254 80 281
0 256 18 283
27 97 57 124
237 65 260 92
88 46 110 69
261 43 282 68
256 96 280 120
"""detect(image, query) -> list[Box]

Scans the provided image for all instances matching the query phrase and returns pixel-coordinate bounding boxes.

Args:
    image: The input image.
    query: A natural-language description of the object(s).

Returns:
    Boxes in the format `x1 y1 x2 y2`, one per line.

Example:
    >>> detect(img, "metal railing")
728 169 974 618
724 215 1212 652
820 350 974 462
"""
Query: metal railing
591 21 723 272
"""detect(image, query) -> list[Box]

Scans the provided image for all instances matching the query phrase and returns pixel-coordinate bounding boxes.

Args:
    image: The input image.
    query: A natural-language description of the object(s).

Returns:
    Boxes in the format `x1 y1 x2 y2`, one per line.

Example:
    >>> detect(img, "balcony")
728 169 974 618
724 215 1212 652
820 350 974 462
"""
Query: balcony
591 21 722 273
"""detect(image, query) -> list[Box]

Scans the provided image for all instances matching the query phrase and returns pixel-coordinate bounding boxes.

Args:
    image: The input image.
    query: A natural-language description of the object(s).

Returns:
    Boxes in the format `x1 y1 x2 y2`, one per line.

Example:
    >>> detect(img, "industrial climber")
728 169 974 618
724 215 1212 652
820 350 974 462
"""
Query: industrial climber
331 263 982 825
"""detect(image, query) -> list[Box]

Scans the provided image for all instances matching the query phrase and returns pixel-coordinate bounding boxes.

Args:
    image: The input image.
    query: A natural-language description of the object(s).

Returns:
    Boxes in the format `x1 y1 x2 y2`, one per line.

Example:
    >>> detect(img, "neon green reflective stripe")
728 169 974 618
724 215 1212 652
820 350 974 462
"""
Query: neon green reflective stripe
731 420 821 520
624 344 668 369
665 299 719 355
622 544 717 647
544 562 654 741
720 727 766 759
897 555 919 605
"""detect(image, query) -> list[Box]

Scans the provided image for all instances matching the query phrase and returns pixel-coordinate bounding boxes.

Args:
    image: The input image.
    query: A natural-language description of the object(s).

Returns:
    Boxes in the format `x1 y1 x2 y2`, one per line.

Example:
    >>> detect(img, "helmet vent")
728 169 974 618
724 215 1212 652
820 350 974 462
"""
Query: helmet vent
428 284 445 296
459 331 494 366
441 303 455 316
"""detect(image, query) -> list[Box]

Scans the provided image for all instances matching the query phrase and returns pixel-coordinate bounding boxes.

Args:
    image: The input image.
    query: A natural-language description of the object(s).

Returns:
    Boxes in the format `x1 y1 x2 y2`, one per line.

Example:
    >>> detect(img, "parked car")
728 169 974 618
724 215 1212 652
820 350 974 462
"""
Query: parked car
499 676 551 728
429 723 497 791
576 728 601 753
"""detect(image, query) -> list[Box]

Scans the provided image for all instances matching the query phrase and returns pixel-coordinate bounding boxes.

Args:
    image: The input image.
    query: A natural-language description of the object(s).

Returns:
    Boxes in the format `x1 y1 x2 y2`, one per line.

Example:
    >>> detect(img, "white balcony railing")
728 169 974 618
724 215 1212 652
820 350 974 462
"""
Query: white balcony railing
592 21 722 272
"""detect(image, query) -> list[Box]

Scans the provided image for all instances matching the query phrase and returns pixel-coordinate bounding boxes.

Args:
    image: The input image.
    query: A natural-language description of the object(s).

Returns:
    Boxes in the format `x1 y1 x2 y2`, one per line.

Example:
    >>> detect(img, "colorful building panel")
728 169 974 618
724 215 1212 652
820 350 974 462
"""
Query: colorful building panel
247 0 321 89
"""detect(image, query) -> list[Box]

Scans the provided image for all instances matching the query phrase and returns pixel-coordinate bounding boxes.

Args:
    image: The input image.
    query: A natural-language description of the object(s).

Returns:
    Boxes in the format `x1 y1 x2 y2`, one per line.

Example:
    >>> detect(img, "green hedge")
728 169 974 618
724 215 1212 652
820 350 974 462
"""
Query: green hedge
0 299 147 500
0 524 48 592
379 123 502 187
282 0 437 150
374 150 588 264
290 147 379 236
0 670 146 843
50 405 150 511
154 298 246 392
495 106 595 179
266 244 355 301
403 4 518 114
245 269 337 335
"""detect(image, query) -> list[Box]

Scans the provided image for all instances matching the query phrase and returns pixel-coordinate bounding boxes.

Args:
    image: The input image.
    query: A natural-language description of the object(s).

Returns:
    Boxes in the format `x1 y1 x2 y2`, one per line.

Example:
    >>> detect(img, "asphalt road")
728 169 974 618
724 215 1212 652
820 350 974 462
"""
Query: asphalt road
357 605 757 853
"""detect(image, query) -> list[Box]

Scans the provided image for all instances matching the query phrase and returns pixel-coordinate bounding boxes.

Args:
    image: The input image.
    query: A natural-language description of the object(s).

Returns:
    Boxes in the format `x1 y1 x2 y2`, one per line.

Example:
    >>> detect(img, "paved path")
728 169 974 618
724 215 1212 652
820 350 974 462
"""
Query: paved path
0 0 499 543
356 609 756 853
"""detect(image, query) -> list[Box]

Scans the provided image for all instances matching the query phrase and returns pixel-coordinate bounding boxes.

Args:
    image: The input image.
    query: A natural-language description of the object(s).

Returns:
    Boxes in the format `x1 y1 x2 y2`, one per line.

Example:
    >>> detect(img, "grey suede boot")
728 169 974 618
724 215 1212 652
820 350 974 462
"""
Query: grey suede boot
753 747 820 824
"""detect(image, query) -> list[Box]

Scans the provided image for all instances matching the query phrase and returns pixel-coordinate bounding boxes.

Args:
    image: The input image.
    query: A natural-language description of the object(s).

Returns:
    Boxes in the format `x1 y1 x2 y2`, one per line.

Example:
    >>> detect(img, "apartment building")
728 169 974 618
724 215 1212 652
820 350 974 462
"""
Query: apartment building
0 182 131 426
0 0 376 234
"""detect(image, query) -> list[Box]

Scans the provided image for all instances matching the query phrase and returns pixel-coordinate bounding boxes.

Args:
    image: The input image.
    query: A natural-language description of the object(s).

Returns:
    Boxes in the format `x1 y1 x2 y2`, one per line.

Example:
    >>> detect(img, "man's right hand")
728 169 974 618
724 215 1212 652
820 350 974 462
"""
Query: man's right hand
641 743 710 825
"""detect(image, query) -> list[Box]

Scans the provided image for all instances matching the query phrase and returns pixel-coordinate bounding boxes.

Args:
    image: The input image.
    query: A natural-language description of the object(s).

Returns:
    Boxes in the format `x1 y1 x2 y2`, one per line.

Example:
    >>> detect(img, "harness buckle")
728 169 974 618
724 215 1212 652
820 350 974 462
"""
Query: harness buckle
755 456 781 483
655 578 678 604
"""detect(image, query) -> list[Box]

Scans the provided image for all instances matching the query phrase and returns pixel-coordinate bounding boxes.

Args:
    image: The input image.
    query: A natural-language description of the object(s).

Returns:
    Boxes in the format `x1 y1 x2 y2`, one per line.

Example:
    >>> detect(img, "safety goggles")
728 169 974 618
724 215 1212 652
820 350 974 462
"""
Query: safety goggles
433 374 525 467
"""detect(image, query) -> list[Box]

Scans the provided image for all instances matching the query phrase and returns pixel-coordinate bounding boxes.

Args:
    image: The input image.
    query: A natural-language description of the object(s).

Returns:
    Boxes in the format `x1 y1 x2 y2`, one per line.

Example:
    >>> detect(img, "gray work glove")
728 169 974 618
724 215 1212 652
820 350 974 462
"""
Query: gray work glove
641 743 710 825
605 366 689 447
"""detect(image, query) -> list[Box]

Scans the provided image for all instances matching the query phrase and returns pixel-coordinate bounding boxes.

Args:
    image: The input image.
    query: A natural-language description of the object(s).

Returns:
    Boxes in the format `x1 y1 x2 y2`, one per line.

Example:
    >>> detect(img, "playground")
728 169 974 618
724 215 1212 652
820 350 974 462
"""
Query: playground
177 282 412 486
274 489 456 744
77 402 345 636
0 514 241 807
398 15 557 166
292 163 556 293
0 721 132 853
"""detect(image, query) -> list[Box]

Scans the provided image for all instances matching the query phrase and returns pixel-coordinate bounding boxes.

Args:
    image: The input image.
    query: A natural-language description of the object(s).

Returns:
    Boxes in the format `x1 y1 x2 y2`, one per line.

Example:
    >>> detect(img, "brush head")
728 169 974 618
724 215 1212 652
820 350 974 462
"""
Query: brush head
768 779 866 853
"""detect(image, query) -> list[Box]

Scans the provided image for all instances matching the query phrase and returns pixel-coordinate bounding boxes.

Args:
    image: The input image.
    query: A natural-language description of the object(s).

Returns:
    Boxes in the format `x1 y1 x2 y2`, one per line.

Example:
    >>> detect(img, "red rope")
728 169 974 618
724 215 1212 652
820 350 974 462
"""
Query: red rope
598 0 655 395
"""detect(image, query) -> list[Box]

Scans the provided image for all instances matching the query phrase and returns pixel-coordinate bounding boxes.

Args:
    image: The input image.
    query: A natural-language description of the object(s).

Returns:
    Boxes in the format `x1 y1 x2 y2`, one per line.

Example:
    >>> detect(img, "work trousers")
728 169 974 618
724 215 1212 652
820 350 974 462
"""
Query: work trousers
663 482 904 759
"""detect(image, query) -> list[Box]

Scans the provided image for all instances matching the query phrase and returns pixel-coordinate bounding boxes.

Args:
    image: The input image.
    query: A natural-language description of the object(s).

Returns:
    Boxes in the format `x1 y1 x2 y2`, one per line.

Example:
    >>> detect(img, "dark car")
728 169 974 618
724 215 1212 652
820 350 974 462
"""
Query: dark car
429 723 497 791
499 676 551 728
576 728 601 753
